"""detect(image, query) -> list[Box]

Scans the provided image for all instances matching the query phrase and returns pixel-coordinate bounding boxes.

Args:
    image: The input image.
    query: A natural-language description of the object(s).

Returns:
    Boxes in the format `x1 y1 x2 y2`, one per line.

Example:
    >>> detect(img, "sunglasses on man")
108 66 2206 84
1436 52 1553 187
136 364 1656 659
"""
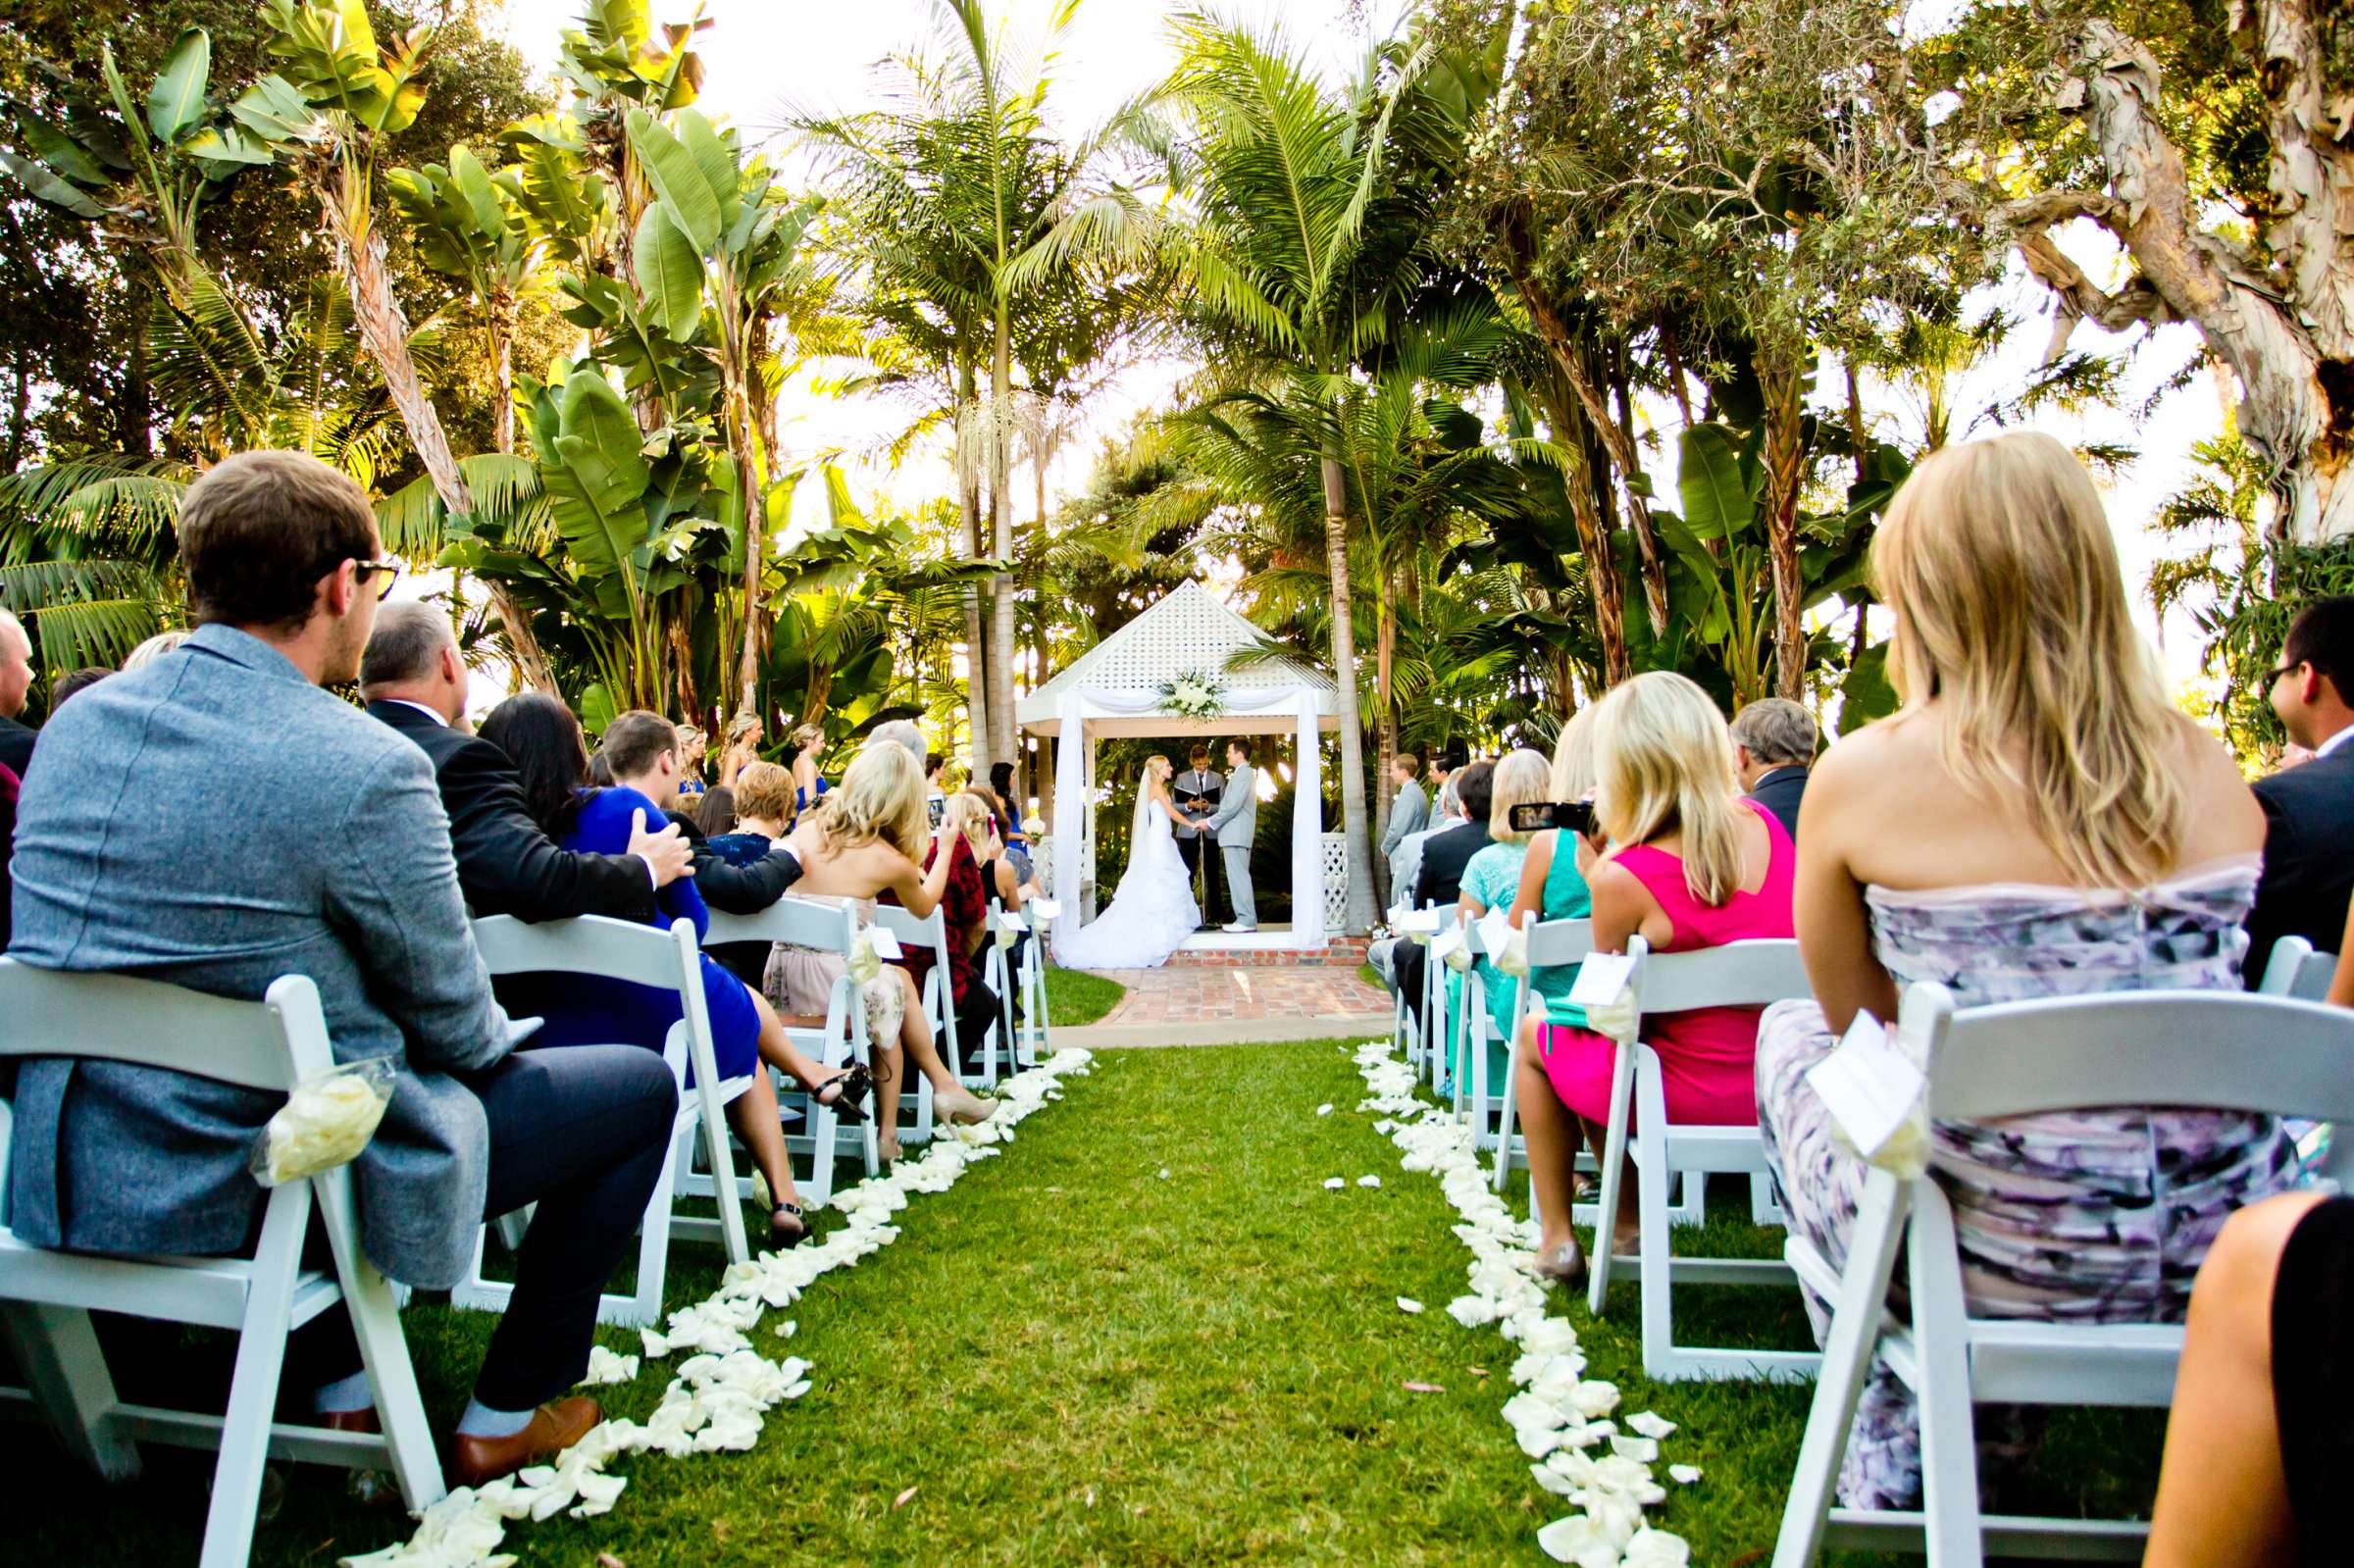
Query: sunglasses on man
343 558 401 601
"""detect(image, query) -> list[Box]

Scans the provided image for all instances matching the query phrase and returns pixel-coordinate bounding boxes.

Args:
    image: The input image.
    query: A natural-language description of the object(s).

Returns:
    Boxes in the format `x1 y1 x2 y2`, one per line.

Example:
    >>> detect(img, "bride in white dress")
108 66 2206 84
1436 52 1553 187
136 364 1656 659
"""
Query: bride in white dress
1052 755 1202 971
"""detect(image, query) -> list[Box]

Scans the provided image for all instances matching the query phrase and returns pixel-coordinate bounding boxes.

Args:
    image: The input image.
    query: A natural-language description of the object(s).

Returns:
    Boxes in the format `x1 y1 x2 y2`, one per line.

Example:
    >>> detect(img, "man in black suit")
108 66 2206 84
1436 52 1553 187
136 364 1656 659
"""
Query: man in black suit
1395 758 1496 1037
359 604 690 922
0 609 35 779
1730 697 1818 842
2248 596 2354 986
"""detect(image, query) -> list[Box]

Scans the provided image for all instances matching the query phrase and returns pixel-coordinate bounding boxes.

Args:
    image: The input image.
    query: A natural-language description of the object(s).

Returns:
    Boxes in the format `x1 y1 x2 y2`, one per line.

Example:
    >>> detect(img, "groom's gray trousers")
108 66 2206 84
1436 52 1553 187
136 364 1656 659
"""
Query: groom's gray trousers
1222 843 1256 929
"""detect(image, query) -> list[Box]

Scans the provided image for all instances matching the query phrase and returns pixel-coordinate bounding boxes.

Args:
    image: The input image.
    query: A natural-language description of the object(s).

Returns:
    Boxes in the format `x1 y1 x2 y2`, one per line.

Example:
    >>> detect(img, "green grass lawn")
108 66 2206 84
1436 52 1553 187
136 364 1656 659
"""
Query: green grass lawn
1044 965 1125 1026
3 1039 2161 1566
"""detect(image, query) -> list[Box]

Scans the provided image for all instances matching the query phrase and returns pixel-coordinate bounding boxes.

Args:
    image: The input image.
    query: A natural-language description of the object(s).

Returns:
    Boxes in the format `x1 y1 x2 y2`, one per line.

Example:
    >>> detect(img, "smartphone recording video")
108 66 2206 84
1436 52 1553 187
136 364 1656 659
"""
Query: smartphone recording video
1509 800 1596 836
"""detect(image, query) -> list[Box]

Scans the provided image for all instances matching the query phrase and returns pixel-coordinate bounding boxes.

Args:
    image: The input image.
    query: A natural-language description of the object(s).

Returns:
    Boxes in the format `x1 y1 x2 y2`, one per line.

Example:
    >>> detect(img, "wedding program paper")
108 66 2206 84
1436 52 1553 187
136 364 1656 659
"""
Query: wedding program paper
867 926 905 961
1804 1012 1927 1159
1567 952 1636 1009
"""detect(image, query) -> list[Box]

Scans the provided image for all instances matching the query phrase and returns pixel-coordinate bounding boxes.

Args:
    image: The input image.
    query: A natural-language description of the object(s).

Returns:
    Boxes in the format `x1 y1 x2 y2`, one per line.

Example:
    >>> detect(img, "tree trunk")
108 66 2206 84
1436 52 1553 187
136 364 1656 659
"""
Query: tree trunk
1531 375 1630 684
1608 359 1671 633
986 309 1019 777
1373 574 1399 911
325 180 556 695
2002 16 2354 539
1760 347 1810 701
955 353 993 772
1319 453 1378 936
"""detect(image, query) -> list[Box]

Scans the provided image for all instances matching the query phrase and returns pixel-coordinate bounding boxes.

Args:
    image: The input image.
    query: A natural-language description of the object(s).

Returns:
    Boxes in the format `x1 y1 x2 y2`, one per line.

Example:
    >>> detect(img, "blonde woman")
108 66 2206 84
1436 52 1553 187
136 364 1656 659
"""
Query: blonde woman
773 744 998 1156
1755 431 2287 1512
789 722 829 818
1518 673 1795 1288
1051 754 1200 971
717 712 762 790
1451 748 1555 1080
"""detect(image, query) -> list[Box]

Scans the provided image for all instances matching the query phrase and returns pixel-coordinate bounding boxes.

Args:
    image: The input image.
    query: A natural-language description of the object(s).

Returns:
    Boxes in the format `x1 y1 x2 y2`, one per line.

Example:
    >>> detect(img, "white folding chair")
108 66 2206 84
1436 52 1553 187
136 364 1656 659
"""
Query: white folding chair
1773 984 2354 1567
1455 924 1516 1143
1387 904 1439 1069
1422 906 1463 1090
871 903 963 1135
0 961 443 1566
1492 914 1594 1189
701 898 880 1207
976 903 1034 1086
456 915 750 1327
1014 906 1051 1067
2259 935 2335 1000
1585 935 1818 1383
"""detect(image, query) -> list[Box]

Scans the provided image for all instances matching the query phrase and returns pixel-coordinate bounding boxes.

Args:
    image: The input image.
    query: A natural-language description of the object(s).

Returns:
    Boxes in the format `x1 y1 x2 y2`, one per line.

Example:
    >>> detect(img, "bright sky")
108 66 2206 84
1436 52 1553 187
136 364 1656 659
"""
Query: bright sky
488 0 2228 686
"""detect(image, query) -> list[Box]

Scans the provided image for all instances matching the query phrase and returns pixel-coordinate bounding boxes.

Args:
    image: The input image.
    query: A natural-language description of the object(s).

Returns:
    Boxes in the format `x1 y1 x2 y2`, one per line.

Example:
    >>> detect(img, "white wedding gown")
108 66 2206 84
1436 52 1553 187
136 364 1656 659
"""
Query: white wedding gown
1052 788 1201 970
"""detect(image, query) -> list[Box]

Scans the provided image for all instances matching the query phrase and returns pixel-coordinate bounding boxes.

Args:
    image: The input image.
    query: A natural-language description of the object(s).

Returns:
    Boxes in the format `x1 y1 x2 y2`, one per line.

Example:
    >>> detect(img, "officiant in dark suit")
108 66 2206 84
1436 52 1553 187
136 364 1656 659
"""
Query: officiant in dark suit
1175 743 1226 927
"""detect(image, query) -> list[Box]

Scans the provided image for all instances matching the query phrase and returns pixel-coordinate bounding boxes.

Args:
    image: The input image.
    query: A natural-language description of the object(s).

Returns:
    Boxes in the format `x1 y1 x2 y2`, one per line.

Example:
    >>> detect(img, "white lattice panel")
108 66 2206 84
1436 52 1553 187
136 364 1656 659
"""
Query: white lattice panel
1321 833 1347 930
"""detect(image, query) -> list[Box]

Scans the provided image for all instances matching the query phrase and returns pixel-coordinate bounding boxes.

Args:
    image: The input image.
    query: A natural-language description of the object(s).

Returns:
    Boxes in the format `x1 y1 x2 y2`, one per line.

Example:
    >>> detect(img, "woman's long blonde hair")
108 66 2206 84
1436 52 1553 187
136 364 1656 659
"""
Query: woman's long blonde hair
815 741 929 859
947 790 997 858
1549 708 1599 803
1488 748 1555 845
1592 672 1750 906
1874 431 2185 889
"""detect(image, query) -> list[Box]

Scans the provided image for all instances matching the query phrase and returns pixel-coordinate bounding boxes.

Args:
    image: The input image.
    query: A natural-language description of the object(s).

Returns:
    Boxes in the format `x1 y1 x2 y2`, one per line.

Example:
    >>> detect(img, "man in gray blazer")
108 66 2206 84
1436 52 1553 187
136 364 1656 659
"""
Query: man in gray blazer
5 451 676 1487
1203 737 1260 932
1379 750 1429 904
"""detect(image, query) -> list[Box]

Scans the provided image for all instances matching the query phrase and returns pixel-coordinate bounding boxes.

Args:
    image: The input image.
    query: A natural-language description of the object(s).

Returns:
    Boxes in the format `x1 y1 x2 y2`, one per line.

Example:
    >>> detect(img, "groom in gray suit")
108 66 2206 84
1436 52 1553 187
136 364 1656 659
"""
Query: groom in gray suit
1203 738 1260 933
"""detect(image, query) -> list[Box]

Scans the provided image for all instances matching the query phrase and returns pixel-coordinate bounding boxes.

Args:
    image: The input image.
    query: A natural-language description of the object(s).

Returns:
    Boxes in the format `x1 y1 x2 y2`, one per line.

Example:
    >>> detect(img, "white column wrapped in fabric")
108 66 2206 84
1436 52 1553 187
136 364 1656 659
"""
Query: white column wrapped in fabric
1289 691 1325 944
1051 690 1088 947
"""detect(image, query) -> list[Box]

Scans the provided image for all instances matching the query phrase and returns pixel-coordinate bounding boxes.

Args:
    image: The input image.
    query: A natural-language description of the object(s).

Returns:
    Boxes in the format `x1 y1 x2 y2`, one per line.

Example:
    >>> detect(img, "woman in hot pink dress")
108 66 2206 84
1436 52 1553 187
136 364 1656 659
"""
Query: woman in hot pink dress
1516 672 1796 1287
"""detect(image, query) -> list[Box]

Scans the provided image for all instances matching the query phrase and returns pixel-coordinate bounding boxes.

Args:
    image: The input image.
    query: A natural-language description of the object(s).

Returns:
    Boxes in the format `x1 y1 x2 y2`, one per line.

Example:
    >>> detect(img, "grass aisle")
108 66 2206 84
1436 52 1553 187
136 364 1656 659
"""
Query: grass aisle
6 1038 2164 1565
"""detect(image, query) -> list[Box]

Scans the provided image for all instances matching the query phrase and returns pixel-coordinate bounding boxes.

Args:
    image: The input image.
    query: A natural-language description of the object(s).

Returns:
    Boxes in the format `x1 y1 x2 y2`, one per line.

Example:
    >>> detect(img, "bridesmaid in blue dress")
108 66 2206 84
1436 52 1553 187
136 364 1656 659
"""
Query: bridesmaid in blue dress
480 696 871 1247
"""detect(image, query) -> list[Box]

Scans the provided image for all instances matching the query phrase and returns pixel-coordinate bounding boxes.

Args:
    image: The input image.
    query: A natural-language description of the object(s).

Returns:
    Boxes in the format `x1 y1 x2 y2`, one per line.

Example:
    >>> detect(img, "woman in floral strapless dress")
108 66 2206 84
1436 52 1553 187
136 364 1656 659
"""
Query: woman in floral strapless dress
1758 432 2295 1510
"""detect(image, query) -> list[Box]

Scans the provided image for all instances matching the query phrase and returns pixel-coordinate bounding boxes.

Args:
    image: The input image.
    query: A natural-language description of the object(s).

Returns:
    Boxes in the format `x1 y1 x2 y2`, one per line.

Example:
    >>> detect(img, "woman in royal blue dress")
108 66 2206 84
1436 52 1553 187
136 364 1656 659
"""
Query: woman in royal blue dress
480 697 871 1247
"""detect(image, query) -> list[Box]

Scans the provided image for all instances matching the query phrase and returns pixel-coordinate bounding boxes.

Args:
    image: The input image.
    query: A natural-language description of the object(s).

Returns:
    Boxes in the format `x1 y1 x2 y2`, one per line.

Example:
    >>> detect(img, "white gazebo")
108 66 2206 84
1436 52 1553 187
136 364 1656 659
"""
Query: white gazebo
1016 582 1342 951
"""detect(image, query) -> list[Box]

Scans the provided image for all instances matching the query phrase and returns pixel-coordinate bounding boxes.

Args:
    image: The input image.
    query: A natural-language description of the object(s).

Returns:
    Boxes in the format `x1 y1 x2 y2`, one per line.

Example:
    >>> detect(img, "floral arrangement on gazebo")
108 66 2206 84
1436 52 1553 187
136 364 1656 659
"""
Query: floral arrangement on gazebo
1156 668 1228 719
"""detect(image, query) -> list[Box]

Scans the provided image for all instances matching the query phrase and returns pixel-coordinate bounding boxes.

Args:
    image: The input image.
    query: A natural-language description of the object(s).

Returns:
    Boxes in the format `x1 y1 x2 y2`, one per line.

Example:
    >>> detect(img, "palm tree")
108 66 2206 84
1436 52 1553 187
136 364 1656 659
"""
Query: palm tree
1158 14 1443 934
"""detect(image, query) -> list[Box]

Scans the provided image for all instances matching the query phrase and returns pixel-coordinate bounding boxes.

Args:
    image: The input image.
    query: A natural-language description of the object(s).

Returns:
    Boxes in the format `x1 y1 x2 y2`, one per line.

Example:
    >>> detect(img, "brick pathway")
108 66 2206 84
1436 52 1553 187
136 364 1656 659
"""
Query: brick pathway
1092 963 1390 1028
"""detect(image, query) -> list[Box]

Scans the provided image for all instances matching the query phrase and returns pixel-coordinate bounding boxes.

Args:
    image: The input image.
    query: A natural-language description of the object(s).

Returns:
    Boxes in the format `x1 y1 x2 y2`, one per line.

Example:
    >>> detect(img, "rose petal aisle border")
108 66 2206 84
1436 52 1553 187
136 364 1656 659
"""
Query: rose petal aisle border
1350 1039 1696 1568
342 1048 1096 1568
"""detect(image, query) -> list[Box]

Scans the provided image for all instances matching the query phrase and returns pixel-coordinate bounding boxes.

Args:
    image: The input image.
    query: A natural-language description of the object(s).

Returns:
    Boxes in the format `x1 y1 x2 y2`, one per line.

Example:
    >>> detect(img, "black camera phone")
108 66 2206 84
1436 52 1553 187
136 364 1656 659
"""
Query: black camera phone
1509 800 1596 836
928 797 945 828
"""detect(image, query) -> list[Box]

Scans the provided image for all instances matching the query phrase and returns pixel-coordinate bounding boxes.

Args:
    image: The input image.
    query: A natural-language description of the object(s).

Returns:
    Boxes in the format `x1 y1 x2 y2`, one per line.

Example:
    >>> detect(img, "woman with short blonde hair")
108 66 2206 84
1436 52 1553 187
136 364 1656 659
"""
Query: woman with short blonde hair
1446 749 1560 1088
1505 708 1606 1103
1518 672 1795 1290
1755 431 2284 1512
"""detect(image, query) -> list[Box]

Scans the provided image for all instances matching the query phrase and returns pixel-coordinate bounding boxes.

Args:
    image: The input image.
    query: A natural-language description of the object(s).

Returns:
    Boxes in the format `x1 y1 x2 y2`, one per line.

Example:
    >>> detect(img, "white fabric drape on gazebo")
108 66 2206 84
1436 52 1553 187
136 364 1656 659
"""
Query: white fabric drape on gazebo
1048 686 1325 950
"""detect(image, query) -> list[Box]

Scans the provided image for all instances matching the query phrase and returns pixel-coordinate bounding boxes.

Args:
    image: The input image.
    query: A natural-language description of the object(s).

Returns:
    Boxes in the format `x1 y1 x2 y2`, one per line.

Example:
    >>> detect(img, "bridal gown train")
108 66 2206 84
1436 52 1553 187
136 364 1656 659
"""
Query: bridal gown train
1052 792 1200 971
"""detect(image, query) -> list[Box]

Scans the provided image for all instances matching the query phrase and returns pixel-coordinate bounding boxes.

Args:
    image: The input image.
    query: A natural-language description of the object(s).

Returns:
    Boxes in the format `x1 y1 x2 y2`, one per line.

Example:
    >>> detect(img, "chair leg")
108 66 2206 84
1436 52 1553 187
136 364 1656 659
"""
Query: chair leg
1751 1170 1787 1227
610 1118 689 1329
0 1302 140 1481
1493 1015 1524 1192
317 1166 444 1514
1586 1043 1638 1317
1908 1182 1987 1568
1634 1048 1677 1379
1771 1171 1913 1568
198 1184 308 1568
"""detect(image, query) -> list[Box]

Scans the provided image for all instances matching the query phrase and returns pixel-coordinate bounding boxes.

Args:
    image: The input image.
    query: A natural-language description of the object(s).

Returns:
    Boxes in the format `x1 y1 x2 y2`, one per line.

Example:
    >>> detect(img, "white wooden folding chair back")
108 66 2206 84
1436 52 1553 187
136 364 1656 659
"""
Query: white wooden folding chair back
0 960 444 1567
1775 984 2354 1568
1421 906 1463 1089
457 915 749 1327
1491 915 1594 1189
701 898 880 1206
2258 936 2335 1000
1455 922 1517 1143
1585 935 1819 1383
1388 903 1440 1067
870 902 961 1135
977 902 1029 1086
1015 905 1051 1065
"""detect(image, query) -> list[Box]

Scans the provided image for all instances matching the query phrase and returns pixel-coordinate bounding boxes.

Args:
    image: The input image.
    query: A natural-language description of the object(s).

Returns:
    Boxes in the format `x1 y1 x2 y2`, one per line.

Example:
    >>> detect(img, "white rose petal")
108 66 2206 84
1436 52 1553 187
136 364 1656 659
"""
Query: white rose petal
1316 1103 1335 1116
1610 1435 1660 1463
1625 1411 1676 1440
1323 1177 1347 1190
1357 1175 1382 1189
1397 1296 1425 1314
1536 1514 1619 1567
1622 1528 1691 1567
1668 1464 1701 1486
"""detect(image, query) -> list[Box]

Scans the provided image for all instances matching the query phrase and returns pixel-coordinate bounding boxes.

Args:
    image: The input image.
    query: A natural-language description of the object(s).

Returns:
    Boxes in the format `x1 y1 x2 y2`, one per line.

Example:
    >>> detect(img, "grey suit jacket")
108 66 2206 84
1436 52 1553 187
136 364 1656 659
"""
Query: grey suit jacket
1381 780 1429 857
6 624 511 1289
1206 762 1257 848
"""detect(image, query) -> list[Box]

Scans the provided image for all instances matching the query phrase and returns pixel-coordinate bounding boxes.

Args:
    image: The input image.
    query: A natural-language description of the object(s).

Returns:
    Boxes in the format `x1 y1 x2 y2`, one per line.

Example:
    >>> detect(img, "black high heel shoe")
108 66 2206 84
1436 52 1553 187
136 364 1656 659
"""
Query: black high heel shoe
770 1201 810 1247
814 1064 875 1124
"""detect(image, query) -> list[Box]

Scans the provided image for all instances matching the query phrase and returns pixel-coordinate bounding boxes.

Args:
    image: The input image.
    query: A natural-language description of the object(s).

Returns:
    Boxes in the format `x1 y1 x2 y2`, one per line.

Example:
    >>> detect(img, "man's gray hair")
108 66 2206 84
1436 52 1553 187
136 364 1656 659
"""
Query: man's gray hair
1729 697 1820 767
869 718 927 764
358 602 456 690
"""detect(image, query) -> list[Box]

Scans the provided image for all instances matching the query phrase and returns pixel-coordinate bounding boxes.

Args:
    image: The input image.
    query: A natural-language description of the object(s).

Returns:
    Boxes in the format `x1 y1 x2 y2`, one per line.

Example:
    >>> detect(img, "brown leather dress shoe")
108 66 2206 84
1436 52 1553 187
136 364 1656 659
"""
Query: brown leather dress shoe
447 1396 602 1490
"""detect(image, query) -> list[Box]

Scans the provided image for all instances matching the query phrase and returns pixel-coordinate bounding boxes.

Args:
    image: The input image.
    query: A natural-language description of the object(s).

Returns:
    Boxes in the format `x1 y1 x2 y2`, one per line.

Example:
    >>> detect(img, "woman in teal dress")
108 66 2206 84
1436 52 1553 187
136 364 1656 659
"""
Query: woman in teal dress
1509 708 1602 1038
1453 747 1556 1087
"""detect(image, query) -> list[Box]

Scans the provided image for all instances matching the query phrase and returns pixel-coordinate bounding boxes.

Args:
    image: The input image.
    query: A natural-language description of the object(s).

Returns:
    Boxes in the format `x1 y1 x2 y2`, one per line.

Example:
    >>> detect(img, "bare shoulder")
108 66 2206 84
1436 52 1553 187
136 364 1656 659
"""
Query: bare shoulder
2164 712 2264 843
